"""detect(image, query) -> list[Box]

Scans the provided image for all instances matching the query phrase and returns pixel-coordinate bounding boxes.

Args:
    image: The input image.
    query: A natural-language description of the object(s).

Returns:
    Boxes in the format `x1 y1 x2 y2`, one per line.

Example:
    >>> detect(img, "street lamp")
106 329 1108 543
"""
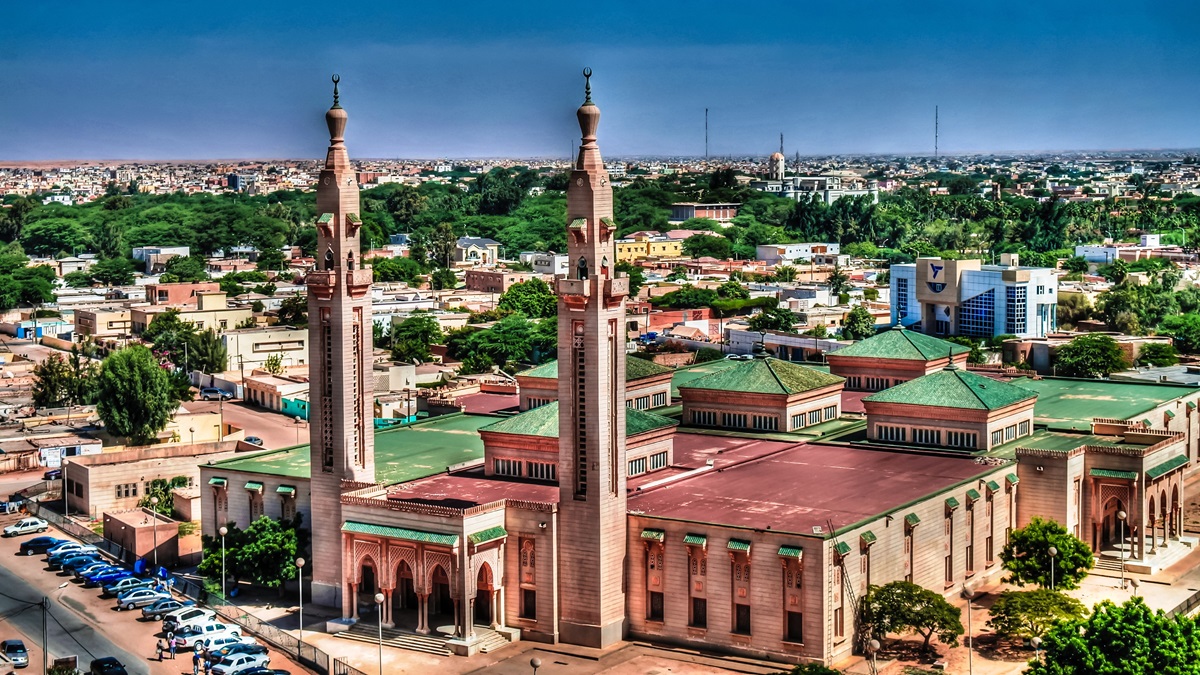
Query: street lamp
189 427 195 445
1048 545 1058 590
962 585 977 675
61 460 68 517
867 638 880 675
1117 510 1128 589
295 557 305 658
1130 578 1140 596
531 657 542 674
149 496 160 569
374 592 385 674
218 526 228 599
294 417 303 445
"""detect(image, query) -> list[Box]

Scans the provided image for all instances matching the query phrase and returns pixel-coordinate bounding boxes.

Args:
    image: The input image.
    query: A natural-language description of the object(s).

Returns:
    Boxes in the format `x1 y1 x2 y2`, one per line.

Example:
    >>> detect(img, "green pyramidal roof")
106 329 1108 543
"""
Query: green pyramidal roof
480 401 677 438
831 327 969 361
863 367 1037 410
679 357 844 395
518 357 673 382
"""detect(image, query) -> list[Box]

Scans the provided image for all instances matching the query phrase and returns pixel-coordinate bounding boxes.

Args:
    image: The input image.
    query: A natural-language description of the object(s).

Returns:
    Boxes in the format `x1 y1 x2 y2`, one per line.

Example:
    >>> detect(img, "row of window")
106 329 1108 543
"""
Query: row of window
526 397 552 409
629 451 670 477
846 376 906 391
114 478 197 500
627 393 669 410
791 406 838 431
990 421 1030 446
493 459 558 482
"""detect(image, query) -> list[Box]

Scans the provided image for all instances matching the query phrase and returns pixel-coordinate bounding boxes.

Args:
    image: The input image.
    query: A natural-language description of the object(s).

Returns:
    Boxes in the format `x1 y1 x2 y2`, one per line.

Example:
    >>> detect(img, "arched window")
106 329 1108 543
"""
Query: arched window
577 256 588 281
324 249 334 271
346 252 354 271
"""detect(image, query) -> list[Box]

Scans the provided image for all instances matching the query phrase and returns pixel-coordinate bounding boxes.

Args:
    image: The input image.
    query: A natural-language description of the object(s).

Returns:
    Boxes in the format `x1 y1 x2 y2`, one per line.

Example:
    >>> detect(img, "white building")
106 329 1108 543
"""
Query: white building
756 243 841 266
890 254 1058 339
529 253 569 276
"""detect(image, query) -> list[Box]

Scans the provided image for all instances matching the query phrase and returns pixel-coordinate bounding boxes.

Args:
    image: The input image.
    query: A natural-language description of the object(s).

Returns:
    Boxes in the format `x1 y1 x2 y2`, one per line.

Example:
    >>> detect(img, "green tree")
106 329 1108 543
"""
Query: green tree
986 589 1087 639
1000 516 1094 590
275 293 308 328
615 261 645 297
392 313 443 364
1063 256 1089 273
198 514 308 594
187 328 228 373
255 247 286 271
1159 313 1200 354
840 305 877 340
826 265 851 297
717 280 750 300
860 581 964 653
683 234 733 259
774 264 797 282
498 278 557 318
748 307 798 333
32 353 72 408
785 665 842 675
803 323 828 338
666 265 689 282
96 345 178 445
1026 597 1200 675
430 267 458 290
1054 334 1130 378
946 337 986 364
138 476 190 516
264 353 284 375
1137 342 1179 367
18 218 89 256
653 285 717 309
91 257 137 285
371 256 423 283
159 254 210 283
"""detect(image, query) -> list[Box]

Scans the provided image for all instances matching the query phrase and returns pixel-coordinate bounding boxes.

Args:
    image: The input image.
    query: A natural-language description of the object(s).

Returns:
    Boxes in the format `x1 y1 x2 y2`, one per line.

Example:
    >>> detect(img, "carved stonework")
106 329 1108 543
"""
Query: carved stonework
351 539 381 584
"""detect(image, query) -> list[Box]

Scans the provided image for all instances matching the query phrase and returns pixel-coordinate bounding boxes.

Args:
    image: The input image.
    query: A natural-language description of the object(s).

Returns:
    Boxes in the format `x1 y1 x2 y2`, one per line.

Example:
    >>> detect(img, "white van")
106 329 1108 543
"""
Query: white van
162 606 215 633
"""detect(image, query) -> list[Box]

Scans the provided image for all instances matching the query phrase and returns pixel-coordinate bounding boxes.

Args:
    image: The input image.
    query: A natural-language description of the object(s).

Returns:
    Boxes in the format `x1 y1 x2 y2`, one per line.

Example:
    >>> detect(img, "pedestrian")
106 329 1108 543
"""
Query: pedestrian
203 655 212 675
192 650 201 675
169 635 178 660
156 639 164 662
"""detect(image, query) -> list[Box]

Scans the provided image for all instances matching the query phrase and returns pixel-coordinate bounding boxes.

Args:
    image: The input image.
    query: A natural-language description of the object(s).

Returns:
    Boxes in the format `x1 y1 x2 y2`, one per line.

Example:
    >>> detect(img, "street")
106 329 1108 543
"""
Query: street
186 399 309 450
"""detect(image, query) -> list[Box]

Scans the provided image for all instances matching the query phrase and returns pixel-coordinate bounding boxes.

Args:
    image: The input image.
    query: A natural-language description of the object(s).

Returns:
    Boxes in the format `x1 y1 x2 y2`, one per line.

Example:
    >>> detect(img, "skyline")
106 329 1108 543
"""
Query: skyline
2 1 1198 161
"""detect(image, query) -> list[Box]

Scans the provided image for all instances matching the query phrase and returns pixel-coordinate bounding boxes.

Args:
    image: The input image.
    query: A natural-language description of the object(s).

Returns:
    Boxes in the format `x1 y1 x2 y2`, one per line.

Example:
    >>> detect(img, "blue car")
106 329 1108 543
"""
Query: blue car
19 536 64 556
75 563 120 579
84 568 132 588
56 554 102 572
48 547 98 566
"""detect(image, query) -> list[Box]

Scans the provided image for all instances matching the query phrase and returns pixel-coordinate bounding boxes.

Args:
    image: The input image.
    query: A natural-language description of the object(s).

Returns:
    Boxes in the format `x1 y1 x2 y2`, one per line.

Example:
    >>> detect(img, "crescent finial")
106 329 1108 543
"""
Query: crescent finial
331 74 341 108
583 67 593 104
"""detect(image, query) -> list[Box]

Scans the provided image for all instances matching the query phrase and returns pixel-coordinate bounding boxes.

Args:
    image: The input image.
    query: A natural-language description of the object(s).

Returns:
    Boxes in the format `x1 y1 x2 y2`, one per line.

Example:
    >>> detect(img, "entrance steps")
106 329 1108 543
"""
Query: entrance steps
1093 556 1124 573
337 622 453 656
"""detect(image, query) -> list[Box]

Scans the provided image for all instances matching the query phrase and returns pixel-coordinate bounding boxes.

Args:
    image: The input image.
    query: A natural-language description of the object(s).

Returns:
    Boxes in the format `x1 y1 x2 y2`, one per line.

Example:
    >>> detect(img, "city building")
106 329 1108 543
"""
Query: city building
516 358 673 411
463 269 544 294
614 233 684 262
680 357 844 432
455 237 501 265
528 253 569 276
130 292 253 335
756 243 841 266
890 255 1058 338
1003 332 1172 375
145 281 222 306
827 327 969 391
669 202 739 223
131 246 189 273
221 326 308 371
73 308 132 343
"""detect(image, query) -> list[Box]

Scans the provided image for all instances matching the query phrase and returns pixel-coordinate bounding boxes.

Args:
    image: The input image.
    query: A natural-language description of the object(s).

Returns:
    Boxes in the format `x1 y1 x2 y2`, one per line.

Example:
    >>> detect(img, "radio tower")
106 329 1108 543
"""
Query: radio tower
935 105 939 162
705 108 709 159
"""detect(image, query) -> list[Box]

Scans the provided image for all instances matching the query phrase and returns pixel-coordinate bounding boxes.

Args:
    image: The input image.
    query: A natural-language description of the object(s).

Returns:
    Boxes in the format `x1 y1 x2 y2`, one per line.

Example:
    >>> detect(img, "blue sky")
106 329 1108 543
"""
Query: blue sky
2 1 1197 160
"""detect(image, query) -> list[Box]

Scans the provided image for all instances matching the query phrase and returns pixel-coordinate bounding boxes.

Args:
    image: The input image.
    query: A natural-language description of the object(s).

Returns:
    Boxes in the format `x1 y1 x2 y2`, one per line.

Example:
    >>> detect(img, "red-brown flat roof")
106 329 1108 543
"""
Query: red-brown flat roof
669 433 796 470
628 440 991 536
387 470 558 509
457 393 520 415
840 390 870 414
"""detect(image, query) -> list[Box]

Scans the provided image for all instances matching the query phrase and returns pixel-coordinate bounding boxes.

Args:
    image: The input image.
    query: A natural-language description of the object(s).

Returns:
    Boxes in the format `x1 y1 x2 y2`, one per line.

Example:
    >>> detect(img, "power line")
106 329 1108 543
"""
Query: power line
46 606 98 661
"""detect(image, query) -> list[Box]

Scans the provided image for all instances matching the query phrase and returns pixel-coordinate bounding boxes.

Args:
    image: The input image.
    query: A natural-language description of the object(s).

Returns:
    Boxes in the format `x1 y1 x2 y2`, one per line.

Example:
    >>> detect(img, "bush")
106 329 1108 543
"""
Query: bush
695 347 724 363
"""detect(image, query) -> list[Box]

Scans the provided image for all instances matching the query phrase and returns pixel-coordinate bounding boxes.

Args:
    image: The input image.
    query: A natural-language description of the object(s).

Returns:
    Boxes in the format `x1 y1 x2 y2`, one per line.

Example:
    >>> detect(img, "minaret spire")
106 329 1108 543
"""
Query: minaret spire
331 74 341 109
583 67 593 104
780 132 784 155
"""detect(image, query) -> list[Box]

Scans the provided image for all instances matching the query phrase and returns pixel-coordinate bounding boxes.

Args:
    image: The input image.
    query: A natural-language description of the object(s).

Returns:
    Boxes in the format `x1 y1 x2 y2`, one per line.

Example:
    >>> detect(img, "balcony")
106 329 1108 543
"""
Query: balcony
557 278 590 297
606 277 629 298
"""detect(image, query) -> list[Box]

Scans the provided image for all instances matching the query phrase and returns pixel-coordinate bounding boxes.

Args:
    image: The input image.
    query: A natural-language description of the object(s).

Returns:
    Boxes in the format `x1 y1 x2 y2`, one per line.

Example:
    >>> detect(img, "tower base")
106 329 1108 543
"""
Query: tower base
559 617 625 649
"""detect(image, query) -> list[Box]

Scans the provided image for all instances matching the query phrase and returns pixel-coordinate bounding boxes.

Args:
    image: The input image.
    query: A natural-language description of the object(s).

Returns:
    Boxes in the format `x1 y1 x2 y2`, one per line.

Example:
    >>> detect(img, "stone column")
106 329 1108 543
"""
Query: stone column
349 582 359 620
465 598 475 639
382 588 394 628
1151 520 1158 554
416 593 430 635
452 598 461 637
491 590 500 628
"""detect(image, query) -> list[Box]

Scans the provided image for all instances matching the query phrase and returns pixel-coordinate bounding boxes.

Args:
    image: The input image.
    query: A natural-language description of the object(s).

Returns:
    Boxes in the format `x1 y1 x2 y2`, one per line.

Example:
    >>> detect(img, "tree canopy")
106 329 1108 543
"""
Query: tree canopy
498 277 557 319
986 589 1087 640
840 305 877 340
860 581 964 653
1053 334 1130 378
1000 516 1094 590
96 345 178 445
198 514 309 593
391 313 443 364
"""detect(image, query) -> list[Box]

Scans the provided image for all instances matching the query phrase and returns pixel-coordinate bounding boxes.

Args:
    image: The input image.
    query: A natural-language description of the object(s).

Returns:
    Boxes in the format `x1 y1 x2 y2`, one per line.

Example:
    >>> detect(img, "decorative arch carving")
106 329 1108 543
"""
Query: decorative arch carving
425 550 455 596
388 545 417 591
351 539 382 585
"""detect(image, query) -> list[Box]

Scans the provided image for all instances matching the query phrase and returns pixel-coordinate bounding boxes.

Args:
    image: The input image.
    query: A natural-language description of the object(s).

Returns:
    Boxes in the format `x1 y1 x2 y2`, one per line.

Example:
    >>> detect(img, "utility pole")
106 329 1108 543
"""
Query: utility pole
42 596 48 674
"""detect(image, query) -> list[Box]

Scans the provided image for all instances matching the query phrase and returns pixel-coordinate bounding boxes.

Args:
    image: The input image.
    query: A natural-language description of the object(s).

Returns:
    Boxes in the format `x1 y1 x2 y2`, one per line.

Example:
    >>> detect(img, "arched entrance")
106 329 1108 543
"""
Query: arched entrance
1101 497 1127 549
474 563 495 626
358 560 378 608
1172 485 1181 539
429 565 453 624
391 561 418 630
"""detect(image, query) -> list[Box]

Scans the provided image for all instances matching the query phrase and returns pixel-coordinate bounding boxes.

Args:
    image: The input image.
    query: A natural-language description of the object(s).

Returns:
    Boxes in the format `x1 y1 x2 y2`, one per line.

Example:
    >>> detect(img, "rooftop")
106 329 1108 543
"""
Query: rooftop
1014 376 1196 431
679 357 844 396
518 356 672 382
386 470 559 508
479 401 677 438
208 413 493 484
628 440 1000 536
864 367 1037 410
992 429 1140 456
829 327 968 361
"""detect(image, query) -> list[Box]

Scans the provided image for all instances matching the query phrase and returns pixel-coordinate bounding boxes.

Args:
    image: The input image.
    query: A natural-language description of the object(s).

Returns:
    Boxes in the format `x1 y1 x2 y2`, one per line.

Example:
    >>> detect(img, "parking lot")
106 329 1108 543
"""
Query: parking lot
0 511 306 674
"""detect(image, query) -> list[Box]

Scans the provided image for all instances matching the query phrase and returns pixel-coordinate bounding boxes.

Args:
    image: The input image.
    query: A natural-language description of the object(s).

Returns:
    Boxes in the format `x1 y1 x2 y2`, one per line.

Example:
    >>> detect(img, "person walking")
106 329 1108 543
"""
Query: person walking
156 639 165 662
169 635 178 660
192 649 202 675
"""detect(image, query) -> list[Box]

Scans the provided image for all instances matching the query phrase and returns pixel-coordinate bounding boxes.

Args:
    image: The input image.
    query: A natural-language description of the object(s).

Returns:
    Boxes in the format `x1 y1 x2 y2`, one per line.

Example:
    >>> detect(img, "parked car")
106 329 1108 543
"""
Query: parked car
205 635 259 661
84 568 133 587
210 652 269 675
46 541 95 558
56 553 102 572
74 562 119 579
141 597 194 621
102 576 154 597
244 436 264 446
176 622 239 649
89 657 128 675
1 639 28 668
200 388 233 401
42 469 61 481
18 536 64 556
3 517 47 537
163 607 216 633
115 587 169 611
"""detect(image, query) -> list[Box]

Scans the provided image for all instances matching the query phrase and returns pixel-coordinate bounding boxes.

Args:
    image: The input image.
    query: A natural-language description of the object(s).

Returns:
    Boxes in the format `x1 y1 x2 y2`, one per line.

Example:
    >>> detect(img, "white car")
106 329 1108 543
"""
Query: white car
163 606 216 632
176 622 239 649
211 652 269 675
3 518 47 537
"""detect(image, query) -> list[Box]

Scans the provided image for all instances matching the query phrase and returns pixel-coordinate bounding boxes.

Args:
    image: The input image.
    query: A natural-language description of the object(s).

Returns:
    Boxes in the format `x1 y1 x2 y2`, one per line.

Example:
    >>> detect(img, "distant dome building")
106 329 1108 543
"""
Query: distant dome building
768 134 786 180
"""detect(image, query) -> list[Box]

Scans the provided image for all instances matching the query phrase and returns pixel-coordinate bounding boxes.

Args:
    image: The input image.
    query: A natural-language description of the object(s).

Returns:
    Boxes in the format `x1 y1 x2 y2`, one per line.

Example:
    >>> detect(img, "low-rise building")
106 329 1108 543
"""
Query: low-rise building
131 292 253 335
516 358 674 411
464 270 545 294
73 308 132 342
827 327 969 391
456 237 502 265
669 203 740 223
1003 332 1171 375
756 243 841 266
221 326 308 370
680 357 845 432
145 281 222 306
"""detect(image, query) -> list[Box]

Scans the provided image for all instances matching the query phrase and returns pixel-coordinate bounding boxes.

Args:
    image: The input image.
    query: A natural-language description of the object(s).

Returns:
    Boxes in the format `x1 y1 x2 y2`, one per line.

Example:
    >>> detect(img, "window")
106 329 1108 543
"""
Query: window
115 483 138 499
281 497 296 520
948 431 977 448
521 589 537 620
691 598 707 629
1036 285 1045 295
1005 425 1017 441
824 406 837 421
945 554 953 584
786 611 804 642
528 397 550 409
1018 421 1030 437
722 413 747 428
628 457 647 476
834 605 844 638
752 415 778 431
652 392 667 407
896 277 909 319
648 591 664 621
866 377 886 390
1006 285 1027 334
808 410 821 425
648 451 668 471
494 458 522 477
632 396 650 410
734 604 751 635
526 462 556 482
877 425 906 442
957 289 995 338
791 413 805 430
691 410 717 426
249 493 263 521
912 428 941 446
991 429 1004 446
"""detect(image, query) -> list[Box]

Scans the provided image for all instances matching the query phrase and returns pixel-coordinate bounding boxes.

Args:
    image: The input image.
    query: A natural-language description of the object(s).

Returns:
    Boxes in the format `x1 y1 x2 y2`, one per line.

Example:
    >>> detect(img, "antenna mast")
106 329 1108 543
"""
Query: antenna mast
935 105 939 161
705 108 709 160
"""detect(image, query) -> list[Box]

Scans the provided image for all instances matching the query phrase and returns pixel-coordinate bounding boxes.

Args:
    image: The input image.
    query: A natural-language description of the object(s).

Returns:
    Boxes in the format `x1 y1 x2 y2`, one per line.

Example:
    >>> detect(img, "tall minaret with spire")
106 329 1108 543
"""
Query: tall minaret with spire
306 76 375 610
556 68 629 648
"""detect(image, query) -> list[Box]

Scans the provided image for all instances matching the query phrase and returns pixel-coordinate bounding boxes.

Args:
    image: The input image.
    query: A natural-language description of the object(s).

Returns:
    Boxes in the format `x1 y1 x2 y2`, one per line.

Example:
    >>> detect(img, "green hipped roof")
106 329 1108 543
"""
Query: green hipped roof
679 357 844 396
1147 455 1188 479
641 529 666 542
1005 474 1020 486
834 541 852 556
1090 468 1139 480
479 401 677 438
945 497 960 509
986 480 1002 492
1166 409 1176 419
860 531 877 545
863 367 1037 411
904 513 921 527
467 526 507 546
342 521 459 547
518 357 672 382
830 327 969 361
683 533 707 547
966 488 982 501
778 545 804 559
727 539 751 552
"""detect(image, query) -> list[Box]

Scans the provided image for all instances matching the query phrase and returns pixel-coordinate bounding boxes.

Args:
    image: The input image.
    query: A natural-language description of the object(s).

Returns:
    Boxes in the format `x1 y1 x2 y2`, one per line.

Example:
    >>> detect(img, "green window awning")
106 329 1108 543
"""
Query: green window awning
986 480 1001 493
966 488 982 502
275 485 296 495
1188 401 1197 412
727 539 751 553
569 218 587 229
777 545 803 560
1141 418 1153 427
346 213 361 223
641 529 666 542
1147 455 1188 480
904 513 921 527
860 531 877 546
834 541 851 556
1005 473 1020 486
1089 468 1139 480
316 213 333 224
208 477 227 487
342 521 459 547
468 526 507 546
1165 409 1176 419
945 497 960 509
244 481 263 492
683 533 707 547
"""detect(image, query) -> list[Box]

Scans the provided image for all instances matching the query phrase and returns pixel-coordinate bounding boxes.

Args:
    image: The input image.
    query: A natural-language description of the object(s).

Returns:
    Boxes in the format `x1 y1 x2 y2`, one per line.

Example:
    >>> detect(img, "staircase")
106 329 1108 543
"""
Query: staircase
476 629 510 653
1093 556 1124 573
335 622 515 656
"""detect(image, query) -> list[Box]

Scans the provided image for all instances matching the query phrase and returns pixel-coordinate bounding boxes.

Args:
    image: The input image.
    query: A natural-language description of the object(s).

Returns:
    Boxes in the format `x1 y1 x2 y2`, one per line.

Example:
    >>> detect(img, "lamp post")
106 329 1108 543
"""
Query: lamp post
1049 545 1058 590
1117 510 1128 589
295 557 305 658
531 657 542 674
149 496 159 569
61 460 68 517
218 526 228 599
962 584 977 675
374 592 385 674
189 427 195 445
867 638 880 675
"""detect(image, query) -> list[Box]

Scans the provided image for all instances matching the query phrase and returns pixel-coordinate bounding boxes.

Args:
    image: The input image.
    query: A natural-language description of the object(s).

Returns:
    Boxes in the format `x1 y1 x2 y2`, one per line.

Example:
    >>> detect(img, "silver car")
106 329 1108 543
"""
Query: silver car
1 640 28 668
115 587 170 611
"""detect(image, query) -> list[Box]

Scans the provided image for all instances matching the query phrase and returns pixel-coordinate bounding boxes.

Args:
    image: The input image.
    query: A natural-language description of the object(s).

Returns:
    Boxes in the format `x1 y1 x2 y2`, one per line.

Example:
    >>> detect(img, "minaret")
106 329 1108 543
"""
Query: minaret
556 68 629 648
306 75 375 610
